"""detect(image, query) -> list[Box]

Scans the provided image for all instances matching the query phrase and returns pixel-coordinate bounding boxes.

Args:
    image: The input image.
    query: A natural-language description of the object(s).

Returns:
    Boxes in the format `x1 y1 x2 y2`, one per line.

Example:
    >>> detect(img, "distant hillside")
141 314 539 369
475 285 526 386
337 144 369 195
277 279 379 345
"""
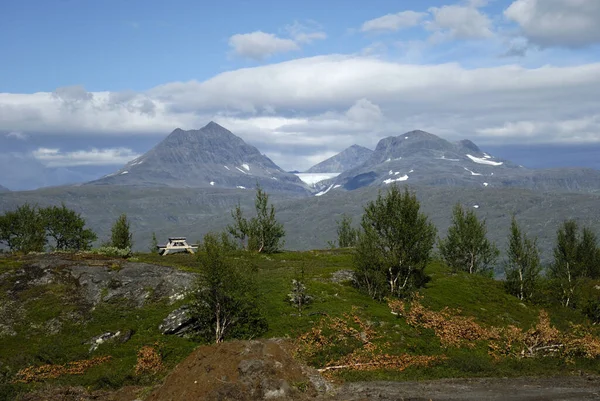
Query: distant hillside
0 184 9 192
312 130 600 194
305 144 373 173
87 121 310 195
2 184 599 262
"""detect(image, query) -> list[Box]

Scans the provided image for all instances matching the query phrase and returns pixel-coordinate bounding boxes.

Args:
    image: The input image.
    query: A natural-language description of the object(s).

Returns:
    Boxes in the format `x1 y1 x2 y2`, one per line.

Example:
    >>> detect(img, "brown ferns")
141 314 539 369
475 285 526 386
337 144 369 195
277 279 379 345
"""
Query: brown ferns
388 295 496 348
390 295 600 362
13 356 112 383
134 345 163 375
294 309 446 374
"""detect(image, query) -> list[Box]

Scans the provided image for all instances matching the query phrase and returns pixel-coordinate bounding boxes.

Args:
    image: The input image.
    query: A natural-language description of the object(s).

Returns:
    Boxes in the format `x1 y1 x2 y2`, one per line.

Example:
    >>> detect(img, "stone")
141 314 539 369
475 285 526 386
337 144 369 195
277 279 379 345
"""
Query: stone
159 305 198 337
88 331 120 352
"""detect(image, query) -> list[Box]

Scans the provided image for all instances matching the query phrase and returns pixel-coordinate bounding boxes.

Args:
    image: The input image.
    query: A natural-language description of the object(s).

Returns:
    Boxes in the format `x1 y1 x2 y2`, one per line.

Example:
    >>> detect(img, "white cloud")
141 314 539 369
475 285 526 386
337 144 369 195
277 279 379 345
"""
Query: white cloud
504 0 600 48
426 4 494 41
228 31 300 60
346 99 383 122
32 147 141 167
478 115 600 142
361 11 427 33
285 21 327 44
228 22 326 60
1 56 600 170
6 131 28 140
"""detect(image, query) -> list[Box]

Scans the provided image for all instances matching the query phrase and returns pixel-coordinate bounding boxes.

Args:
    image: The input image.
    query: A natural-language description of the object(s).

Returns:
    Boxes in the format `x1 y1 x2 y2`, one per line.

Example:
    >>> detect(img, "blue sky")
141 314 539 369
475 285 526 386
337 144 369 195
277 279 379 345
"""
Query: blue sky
1 0 600 189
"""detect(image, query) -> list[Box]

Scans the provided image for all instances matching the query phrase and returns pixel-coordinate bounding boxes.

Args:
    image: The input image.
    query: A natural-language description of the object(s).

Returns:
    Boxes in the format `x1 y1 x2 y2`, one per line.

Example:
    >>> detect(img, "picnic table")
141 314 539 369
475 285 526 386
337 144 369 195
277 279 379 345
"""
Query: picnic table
157 237 198 255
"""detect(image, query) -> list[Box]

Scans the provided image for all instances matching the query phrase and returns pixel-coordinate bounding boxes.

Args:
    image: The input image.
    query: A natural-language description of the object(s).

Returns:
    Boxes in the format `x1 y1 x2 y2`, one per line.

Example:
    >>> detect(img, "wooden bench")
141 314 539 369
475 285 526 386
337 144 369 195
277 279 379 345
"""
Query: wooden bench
157 237 198 255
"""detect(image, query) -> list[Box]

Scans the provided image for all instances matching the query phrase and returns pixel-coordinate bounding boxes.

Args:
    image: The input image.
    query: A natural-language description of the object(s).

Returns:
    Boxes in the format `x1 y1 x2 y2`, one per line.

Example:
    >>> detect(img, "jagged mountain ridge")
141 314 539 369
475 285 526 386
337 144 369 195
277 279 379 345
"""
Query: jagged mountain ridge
313 130 600 195
87 122 310 194
305 144 373 173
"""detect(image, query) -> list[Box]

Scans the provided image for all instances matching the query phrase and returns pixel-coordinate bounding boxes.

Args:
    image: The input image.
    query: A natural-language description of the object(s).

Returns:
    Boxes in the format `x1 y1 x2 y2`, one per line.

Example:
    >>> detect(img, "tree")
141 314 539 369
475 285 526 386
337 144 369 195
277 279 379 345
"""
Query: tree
504 216 541 301
40 204 97 251
227 185 285 253
439 203 499 275
578 227 600 279
0 204 46 253
111 214 133 250
149 232 158 254
335 214 359 248
549 220 599 307
354 186 437 299
190 233 267 343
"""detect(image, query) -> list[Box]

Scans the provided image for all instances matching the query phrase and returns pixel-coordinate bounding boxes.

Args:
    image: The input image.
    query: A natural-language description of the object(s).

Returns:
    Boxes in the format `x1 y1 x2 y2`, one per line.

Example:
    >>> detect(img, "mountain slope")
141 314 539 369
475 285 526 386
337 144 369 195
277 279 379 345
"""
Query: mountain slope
315 130 600 194
87 122 310 194
305 144 373 173
0 184 9 192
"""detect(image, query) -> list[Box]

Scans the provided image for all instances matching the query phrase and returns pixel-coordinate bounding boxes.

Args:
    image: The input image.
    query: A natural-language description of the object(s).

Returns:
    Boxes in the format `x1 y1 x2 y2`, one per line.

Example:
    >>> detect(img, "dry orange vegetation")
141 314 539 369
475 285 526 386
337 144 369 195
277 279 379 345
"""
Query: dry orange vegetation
389 294 600 362
13 356 112 383
134 344 163 375
294 307 446 375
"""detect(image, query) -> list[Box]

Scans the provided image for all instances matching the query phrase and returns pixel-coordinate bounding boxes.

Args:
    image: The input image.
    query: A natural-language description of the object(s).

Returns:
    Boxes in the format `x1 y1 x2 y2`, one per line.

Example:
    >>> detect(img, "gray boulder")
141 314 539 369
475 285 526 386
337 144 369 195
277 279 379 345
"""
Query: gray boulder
159 305 199 337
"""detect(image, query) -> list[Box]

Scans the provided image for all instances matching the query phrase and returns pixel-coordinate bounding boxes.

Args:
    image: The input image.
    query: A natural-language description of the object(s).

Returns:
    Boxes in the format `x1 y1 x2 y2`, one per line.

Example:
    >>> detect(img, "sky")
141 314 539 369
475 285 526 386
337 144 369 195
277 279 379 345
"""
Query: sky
1 0 600 190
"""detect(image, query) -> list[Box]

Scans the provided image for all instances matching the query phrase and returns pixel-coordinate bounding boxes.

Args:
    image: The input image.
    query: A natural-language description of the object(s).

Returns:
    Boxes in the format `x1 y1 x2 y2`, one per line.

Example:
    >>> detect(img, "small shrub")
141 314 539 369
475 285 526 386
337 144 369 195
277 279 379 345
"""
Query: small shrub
90 246 131 258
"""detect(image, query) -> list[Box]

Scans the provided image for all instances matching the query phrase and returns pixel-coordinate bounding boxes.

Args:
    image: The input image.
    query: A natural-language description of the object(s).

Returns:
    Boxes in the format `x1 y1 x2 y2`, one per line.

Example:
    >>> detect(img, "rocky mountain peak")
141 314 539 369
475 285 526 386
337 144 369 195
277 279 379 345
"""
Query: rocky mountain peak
372 130 456 163
305 144 374 173
457 139 481 153
86 123 310 194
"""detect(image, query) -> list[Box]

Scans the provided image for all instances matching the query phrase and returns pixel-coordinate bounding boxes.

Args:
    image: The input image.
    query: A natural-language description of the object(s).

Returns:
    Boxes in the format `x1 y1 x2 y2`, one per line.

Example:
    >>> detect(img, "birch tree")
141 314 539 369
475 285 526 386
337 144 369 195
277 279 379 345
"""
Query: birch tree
504 216 541 301
439 203 499 275
191 233 267 343
354 186 436 299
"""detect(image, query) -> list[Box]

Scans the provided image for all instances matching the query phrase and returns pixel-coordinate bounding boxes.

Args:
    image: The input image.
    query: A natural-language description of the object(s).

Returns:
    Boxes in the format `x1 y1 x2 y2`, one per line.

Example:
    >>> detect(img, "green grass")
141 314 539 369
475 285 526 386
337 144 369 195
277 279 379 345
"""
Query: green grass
1 249 599 400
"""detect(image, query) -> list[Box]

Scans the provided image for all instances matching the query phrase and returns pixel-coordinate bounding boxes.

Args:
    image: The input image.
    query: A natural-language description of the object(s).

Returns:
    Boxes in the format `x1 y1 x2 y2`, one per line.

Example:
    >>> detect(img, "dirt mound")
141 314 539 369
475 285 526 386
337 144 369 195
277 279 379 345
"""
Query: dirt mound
146 339 329 401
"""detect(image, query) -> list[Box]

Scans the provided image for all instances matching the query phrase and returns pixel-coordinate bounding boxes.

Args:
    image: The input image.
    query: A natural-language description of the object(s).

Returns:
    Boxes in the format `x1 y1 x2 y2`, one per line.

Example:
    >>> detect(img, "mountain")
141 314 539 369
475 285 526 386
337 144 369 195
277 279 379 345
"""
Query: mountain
87 122 310 194
305 144 373 173
313 130 600 195
0 184 9 192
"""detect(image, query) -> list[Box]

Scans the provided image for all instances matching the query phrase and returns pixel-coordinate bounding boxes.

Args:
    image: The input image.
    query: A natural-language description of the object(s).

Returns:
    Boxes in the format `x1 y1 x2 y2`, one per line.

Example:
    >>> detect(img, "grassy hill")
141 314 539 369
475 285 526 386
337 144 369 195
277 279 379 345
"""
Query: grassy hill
0 250 599 400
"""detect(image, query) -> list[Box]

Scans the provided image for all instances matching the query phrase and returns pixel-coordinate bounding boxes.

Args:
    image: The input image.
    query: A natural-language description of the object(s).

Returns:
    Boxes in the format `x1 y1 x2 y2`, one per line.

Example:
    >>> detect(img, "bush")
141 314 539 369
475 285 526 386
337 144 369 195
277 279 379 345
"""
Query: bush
90 247 132 258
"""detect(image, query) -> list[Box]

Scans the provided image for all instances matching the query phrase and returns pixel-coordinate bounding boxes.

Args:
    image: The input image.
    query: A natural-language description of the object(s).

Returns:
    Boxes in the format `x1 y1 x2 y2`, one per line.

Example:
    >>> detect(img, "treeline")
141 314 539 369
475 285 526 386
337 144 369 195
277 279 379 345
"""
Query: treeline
332 186 600 321
0 204 133 254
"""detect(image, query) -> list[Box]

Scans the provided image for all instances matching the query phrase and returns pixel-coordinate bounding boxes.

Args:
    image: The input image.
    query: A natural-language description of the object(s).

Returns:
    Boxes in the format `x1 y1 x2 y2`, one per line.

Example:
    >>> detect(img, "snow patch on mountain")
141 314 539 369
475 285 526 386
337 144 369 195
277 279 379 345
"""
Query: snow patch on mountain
467 154 503 166
315 184 334 197
295 173 340 186
464 167 482 176
383 175 409 184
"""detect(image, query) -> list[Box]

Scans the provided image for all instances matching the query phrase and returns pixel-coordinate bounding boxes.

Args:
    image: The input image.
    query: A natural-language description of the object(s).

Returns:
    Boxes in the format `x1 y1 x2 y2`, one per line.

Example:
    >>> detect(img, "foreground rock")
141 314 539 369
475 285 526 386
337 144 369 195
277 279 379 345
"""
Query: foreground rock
159 305 200 337
4 254 196 308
